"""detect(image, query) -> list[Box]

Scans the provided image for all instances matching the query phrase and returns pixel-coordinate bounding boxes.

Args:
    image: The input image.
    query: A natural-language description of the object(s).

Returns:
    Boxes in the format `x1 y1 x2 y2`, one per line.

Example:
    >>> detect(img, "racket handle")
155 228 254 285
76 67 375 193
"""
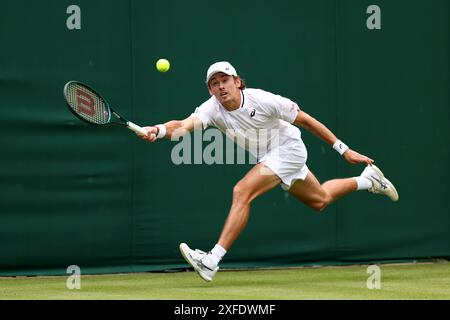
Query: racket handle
127 122 148 136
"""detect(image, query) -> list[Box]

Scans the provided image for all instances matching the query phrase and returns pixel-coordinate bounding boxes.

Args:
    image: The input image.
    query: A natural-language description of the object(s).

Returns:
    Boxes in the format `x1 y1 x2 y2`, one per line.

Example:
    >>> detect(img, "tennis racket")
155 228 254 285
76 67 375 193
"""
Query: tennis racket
63 81 148 136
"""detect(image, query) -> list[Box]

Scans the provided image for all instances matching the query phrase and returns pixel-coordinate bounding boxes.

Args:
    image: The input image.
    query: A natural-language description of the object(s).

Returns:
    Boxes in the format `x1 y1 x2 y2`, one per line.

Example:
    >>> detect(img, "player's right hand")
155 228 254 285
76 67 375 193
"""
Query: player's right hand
141 126 158 142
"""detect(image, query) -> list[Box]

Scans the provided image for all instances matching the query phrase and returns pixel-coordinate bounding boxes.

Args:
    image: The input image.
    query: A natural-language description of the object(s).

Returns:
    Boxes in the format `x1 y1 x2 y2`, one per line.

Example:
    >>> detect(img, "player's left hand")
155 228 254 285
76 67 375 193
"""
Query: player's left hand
343 149 374 166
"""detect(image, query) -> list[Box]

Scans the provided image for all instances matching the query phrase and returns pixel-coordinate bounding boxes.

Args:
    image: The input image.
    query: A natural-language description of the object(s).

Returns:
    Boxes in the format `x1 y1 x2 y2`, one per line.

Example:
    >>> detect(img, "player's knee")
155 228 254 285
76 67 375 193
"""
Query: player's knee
312 202 327 212
232 184 251 204
311 194 332 213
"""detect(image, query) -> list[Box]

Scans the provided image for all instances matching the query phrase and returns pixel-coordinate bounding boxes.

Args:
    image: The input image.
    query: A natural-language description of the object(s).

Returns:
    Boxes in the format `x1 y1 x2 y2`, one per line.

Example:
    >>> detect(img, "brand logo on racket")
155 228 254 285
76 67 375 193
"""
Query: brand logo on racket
76 89 96 116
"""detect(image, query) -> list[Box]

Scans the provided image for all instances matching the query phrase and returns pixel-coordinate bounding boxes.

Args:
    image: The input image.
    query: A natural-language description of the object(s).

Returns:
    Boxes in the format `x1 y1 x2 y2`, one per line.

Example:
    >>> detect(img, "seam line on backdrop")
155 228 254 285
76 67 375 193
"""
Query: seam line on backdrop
333 0 340 261
128 0 136 272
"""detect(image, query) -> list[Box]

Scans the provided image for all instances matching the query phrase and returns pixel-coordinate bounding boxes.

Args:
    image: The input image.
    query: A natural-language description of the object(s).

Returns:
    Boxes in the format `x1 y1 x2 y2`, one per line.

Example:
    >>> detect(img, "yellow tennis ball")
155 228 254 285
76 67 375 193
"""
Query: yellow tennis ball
156 59 170 72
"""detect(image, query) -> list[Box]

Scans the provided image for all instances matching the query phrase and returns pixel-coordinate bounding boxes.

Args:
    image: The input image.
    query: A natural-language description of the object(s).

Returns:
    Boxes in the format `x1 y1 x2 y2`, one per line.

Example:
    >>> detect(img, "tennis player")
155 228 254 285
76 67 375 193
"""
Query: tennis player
141 61 399 282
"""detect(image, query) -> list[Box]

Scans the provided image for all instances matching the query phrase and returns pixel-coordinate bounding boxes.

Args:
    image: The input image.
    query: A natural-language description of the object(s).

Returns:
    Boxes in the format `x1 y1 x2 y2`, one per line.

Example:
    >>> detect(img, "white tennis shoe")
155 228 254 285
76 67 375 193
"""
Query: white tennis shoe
361 165 399 202
179 243 219 282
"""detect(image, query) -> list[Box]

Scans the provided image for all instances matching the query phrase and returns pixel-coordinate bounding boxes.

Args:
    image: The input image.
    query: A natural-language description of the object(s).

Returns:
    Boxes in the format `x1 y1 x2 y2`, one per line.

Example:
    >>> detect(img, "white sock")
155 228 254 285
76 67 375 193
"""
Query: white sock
204 244 227 268
354 176 372 191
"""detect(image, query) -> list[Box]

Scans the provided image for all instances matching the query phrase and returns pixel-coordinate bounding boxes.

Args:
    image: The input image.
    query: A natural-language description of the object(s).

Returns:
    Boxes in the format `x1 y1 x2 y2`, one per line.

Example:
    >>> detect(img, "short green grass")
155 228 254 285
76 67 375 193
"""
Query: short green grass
1 261 449 300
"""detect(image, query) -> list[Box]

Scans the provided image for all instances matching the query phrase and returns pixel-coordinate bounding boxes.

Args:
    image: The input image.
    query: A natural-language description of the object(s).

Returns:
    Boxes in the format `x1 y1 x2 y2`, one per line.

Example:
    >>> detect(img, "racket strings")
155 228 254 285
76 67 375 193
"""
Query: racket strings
66 83 110 125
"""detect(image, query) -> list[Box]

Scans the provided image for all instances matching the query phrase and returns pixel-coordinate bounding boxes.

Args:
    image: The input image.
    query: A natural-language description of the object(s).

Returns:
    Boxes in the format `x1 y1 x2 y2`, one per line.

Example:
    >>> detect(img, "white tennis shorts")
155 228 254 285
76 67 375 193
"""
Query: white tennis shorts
258 138 309 190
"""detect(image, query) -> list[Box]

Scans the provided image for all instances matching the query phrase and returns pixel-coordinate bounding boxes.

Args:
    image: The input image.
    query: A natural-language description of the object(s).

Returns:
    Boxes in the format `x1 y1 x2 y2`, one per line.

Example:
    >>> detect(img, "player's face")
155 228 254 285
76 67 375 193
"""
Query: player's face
208 73 242 109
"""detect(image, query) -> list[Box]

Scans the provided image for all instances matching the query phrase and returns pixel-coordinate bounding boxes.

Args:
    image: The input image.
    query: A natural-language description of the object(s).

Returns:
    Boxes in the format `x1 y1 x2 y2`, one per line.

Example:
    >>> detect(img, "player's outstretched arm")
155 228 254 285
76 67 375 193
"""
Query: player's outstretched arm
141 116 203 143
293 110 374 166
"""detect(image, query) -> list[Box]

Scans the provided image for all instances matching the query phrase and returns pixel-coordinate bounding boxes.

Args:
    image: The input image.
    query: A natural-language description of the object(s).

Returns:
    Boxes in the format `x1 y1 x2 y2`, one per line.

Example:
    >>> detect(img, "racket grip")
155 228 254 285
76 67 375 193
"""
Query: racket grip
127 122 148 136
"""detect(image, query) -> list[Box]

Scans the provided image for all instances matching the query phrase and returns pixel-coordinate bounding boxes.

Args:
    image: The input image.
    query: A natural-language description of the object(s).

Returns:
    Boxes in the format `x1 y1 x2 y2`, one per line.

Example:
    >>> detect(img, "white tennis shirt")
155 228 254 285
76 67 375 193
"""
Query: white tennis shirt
192 88 303 160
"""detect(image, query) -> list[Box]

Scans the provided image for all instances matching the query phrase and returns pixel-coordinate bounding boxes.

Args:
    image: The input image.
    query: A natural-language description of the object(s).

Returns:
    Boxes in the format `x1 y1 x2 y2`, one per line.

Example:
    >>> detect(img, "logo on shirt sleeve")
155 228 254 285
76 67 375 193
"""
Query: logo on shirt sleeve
249 108 256 117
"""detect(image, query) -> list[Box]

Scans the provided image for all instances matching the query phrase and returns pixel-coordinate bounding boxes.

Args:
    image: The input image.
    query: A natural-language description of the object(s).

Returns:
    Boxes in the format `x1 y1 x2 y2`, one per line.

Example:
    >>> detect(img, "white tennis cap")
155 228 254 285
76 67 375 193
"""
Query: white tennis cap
206 61 237 84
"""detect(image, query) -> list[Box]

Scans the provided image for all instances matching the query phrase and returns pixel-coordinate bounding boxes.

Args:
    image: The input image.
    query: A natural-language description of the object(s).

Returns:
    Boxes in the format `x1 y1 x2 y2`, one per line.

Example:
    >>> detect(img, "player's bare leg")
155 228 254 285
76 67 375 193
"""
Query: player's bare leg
288 165 399 212
217 163 281 250
179 163 280 281
288 170 357 212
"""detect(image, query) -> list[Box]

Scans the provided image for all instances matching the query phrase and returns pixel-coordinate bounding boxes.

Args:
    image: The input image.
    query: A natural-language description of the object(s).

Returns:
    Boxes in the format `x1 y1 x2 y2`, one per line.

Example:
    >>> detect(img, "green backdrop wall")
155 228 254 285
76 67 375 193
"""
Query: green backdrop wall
0 0 449 275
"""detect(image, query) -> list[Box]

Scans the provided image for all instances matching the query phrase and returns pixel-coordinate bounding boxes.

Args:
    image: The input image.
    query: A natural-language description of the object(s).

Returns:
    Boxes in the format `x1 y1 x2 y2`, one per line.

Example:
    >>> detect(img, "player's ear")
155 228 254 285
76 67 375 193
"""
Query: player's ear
207 85 213 96
234 76 242 89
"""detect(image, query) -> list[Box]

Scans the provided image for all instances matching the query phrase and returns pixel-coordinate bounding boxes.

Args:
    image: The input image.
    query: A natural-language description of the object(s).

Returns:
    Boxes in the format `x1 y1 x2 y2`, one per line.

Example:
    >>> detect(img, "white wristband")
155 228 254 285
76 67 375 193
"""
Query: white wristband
155 124 166 139
333 139 349 155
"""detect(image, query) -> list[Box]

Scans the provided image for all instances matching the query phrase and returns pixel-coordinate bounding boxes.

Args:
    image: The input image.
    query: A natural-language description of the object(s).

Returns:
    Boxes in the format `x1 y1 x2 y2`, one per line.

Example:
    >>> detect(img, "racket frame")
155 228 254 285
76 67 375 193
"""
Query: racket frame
63 81 148 136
